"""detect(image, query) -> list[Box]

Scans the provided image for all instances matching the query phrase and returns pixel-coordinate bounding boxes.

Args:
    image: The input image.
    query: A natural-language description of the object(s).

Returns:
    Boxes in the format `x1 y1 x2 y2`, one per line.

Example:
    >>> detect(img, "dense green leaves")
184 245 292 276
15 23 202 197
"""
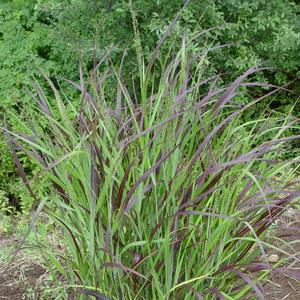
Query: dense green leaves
0 0 299 105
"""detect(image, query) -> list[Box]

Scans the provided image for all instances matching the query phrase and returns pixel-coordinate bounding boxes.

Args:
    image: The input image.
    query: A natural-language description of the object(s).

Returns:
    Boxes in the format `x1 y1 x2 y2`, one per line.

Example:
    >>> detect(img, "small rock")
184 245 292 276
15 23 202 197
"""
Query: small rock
267 254 279 263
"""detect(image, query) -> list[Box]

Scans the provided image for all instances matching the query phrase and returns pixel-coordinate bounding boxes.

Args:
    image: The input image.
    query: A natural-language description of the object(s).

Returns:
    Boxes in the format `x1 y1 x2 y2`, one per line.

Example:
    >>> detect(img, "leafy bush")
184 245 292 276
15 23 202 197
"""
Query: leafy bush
6 33 300 299
0 0 299 105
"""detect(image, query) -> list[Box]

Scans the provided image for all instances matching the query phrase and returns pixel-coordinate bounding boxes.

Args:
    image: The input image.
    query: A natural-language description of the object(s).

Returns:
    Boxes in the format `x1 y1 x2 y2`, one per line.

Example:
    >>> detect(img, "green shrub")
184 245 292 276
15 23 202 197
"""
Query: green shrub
6 33 300 299
0 0 299 106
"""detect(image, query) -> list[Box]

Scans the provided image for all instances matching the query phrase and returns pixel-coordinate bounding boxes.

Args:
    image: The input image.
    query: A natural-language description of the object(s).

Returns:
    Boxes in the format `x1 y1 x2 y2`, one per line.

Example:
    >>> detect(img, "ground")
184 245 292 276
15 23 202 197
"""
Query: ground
263 211 300 300
0 236 48 299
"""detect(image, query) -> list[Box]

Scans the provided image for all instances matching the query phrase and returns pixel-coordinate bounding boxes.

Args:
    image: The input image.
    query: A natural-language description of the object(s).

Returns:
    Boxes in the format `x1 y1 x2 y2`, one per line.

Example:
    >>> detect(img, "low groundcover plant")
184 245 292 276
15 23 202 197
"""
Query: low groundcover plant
4 37 300 299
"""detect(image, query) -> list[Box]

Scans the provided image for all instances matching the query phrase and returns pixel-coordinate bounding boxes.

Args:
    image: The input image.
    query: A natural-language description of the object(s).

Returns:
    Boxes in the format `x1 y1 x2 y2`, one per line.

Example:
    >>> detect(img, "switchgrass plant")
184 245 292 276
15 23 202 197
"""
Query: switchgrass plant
4 38 300 299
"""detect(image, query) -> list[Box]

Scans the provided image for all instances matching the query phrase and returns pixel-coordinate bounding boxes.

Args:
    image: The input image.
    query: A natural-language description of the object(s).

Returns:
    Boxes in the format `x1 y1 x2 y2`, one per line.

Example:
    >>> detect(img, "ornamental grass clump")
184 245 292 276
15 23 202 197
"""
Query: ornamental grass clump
5 36 300 299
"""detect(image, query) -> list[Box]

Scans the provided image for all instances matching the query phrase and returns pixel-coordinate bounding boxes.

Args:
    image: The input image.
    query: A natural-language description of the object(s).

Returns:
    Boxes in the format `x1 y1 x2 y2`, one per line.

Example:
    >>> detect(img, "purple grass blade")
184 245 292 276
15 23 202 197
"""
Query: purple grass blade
65 78 102 116
122 146 179 213
174 65 190 110
92 47 115 76
206 288 226 300
48 211 83 260
213 66 271 116
116 50 128 125
3 115 39 204
90 143 100 207
146 0 191 75
227 268 265 300
187 109 241 171
30 81 52 116
2 114 48 271
10 134 47 168
236 181 254 205
120 107 194 149
176 210 234 220
116 83 122 125
273 268 300 281
101 262 146 279
125 182 155 212
78 289 111 300
114 160 135 212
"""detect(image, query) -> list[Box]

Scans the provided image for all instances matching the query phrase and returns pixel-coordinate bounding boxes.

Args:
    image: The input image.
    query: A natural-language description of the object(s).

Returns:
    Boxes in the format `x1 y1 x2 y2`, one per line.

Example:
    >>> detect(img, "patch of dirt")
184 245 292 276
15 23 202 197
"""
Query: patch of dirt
0 236 47 300
0 263 45 299
263 211 300 300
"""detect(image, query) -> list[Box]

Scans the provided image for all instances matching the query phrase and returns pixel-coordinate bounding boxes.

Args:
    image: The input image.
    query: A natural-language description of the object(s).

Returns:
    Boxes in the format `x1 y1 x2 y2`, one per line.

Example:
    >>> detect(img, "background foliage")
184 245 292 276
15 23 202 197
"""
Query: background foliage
1 0 299 213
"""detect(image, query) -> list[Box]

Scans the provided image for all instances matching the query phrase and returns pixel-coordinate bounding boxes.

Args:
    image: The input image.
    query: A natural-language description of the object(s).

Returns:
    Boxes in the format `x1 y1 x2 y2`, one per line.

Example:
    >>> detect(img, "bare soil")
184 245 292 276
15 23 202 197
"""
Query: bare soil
0 237 47 300
263 212 300 300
